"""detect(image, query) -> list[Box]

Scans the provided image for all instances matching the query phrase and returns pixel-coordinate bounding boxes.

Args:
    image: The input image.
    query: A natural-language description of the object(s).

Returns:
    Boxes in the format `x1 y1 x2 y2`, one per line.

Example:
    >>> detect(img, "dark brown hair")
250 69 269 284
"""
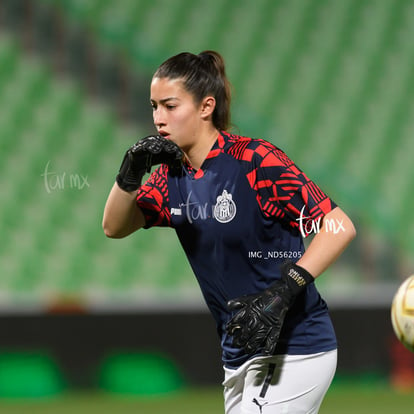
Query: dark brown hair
154 50 231 131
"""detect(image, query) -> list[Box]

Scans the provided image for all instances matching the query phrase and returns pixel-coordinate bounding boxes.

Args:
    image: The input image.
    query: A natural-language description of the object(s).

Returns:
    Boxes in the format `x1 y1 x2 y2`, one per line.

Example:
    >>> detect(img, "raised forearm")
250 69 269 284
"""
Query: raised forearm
297 207 356 278
102 183 145 238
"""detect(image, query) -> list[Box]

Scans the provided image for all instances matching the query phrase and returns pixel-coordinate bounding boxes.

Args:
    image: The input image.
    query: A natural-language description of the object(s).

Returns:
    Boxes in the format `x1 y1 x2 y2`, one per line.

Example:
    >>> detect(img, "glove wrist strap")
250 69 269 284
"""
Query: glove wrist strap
116 173 143 192
116 151 146 192
281 261 314 297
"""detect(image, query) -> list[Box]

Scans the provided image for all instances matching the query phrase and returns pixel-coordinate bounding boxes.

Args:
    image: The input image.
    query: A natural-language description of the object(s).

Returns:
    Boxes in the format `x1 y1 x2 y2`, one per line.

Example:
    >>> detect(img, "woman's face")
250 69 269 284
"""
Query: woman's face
150 77 203 150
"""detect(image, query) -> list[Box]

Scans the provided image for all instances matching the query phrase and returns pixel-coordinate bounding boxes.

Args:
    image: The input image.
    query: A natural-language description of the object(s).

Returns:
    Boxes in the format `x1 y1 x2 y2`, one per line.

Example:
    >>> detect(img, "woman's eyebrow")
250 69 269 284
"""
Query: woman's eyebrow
151 97 179 104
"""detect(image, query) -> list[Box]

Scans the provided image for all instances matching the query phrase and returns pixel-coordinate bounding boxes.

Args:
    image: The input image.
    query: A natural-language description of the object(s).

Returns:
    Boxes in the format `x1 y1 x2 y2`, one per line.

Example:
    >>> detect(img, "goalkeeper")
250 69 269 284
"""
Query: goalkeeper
103 51 356 413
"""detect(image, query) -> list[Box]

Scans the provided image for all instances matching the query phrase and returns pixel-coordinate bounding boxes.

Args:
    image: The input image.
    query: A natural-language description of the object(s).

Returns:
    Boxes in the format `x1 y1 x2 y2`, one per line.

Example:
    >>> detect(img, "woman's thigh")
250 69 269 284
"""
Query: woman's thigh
223 350 337 414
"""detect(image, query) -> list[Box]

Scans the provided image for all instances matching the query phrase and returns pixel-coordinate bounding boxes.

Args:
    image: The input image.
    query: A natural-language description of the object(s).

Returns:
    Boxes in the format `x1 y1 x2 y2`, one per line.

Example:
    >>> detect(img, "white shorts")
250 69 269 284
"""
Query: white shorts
223 349 337 414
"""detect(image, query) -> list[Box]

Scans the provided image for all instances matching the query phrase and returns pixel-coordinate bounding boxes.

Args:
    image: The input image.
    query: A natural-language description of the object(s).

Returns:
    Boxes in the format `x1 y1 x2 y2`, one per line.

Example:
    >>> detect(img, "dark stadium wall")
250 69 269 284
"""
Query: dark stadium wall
0 307 396 389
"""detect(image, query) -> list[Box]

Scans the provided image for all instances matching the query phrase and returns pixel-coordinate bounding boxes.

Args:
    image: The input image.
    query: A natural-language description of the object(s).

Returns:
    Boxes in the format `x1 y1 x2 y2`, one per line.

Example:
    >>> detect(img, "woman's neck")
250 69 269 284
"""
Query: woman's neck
185 128 219 170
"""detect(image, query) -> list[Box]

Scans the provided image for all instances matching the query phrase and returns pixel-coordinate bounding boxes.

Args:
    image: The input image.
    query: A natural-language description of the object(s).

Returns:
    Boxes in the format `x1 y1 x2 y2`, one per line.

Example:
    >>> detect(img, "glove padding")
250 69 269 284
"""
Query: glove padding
225 261 314 356
116 135 184 191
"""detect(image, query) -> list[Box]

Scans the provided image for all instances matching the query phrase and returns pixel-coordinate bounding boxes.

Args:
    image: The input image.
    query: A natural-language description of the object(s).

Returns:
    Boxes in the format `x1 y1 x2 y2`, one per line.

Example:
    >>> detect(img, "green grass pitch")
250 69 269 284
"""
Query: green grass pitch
0 384 412 414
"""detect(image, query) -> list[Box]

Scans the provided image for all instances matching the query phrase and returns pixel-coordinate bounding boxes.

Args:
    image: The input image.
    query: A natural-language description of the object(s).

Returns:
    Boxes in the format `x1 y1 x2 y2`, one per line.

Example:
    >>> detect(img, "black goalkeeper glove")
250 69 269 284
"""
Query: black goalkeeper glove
225 261 314 356
116 135 184 192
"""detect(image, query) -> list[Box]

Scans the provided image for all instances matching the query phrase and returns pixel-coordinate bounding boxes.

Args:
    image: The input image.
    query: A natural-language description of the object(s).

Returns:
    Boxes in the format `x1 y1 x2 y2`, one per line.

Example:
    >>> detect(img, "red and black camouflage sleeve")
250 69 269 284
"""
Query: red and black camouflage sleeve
136 164 172 228
249 140 336 234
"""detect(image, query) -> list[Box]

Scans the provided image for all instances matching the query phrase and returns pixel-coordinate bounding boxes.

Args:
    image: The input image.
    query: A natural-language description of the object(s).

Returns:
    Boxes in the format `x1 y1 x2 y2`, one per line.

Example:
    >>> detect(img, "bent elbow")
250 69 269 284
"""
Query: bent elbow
348 221 357 242
102 220 124 239
102 218 142 239
103 230 119 239
341 216 356 248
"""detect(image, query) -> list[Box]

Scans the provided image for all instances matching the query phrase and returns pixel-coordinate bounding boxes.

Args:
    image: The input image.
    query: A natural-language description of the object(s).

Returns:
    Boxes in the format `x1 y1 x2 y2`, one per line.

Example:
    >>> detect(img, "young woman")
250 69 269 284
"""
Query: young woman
103 50 356 413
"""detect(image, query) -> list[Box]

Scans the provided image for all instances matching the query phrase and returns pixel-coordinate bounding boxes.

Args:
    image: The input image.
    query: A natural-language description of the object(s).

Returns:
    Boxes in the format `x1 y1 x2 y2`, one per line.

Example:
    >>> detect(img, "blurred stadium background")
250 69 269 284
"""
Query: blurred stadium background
0 0 414 411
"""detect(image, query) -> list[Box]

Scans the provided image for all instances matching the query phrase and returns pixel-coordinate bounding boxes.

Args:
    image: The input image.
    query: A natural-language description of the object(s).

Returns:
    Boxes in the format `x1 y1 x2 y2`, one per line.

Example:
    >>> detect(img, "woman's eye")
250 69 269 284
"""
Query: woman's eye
166 105 175 110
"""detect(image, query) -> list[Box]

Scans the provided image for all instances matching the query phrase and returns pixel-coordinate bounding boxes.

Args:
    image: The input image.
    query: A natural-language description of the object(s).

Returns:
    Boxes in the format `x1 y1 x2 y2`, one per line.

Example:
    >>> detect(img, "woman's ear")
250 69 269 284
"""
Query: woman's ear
200 96 216 120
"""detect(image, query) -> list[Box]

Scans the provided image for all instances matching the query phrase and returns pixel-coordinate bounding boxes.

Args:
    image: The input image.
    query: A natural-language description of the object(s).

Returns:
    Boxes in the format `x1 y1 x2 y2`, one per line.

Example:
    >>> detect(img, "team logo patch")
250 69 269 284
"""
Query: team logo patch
213 189 237 223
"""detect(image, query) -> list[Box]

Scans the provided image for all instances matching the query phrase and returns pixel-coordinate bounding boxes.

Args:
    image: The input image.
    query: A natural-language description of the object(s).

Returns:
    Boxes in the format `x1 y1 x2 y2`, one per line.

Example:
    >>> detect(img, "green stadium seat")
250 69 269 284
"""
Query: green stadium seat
60 0 108 25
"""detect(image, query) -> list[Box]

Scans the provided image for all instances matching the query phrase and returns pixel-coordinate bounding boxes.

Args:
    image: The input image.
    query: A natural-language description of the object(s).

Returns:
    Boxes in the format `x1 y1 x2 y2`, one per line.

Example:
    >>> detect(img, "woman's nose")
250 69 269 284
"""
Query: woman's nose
153 108 165 127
